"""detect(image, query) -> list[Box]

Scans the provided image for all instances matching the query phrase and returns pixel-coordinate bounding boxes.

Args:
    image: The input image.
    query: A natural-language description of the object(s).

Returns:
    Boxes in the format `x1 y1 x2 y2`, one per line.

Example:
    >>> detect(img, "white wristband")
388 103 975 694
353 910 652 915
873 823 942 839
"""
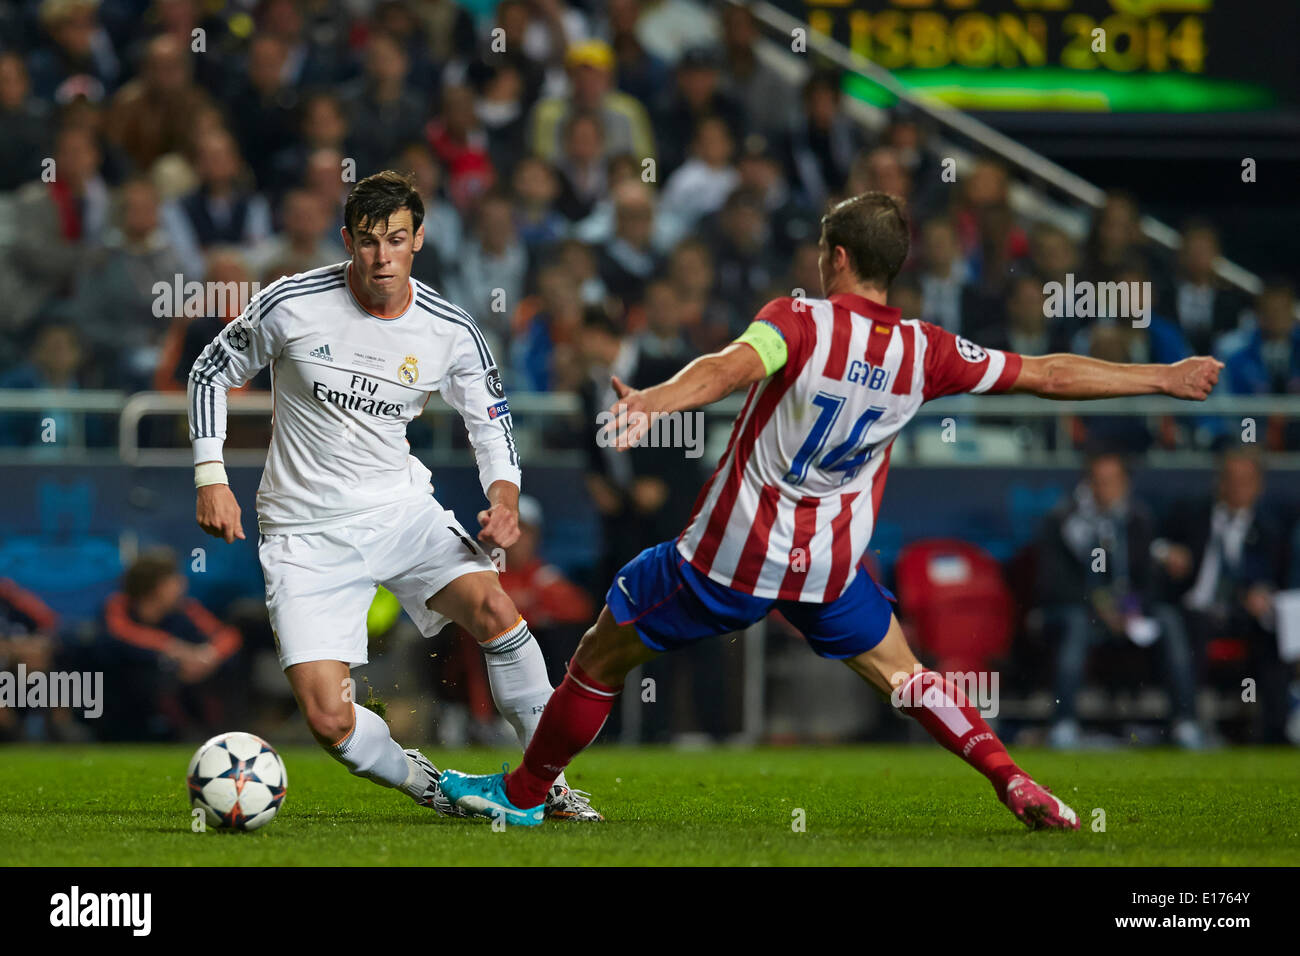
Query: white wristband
195 462 229 488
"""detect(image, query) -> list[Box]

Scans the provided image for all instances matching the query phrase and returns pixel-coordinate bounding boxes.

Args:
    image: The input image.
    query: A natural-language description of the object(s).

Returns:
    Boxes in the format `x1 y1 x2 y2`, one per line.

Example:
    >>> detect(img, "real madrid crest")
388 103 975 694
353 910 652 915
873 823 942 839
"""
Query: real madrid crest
399 354 419 385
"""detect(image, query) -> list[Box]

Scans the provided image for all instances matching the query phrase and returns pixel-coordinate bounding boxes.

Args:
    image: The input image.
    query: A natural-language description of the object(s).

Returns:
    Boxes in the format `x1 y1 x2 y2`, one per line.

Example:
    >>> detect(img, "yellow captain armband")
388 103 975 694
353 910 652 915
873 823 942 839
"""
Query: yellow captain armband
733 320 789 377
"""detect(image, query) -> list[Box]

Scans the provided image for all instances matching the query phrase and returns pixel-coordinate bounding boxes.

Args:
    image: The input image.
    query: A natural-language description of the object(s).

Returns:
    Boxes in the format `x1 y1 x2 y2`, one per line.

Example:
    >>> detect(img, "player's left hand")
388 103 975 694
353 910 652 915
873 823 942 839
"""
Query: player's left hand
1163 356 1223 400
477 503 520 551
604 375 660 452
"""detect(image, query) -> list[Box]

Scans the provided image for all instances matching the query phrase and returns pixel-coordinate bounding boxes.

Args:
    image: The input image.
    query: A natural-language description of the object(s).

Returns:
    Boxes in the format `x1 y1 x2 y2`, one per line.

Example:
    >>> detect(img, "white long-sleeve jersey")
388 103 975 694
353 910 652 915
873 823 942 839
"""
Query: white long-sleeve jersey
187 262 520 533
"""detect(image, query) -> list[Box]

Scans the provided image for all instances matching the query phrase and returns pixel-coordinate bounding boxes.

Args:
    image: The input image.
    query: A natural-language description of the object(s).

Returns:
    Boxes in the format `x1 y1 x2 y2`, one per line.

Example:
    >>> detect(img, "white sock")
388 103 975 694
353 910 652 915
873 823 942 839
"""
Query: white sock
481 617 569 790
329 702 412 789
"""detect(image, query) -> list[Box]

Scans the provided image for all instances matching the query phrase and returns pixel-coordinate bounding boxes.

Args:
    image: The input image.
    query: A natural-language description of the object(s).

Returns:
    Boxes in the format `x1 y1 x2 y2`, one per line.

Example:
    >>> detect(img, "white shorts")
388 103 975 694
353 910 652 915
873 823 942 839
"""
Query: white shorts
258 495 497 669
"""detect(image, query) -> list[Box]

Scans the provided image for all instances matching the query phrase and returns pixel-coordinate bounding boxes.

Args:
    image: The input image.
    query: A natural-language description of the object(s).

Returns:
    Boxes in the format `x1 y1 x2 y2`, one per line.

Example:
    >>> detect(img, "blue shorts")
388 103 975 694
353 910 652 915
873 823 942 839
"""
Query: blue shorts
605 540 896 659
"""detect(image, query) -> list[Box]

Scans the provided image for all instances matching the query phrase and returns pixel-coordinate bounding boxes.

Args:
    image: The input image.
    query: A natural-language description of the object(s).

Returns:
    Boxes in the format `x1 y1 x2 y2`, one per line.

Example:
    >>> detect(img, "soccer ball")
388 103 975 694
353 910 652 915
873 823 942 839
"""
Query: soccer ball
186 732 287 831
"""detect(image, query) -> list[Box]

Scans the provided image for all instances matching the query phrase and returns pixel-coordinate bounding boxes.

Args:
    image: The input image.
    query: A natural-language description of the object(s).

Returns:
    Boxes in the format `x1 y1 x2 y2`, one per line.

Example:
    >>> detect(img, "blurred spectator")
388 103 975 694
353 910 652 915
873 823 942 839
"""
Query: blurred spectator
510 154 568 253
392 141 461 288
0 324 89 447
889 274 922 322
0 52 54 192
667 236 734 351
412 0 477 67
0 123 109 335
105 33 211 173
26 0 121 103
1026 222 1080 286
635 0 720 66
269 92 353 199
245 189 346 283
578 306 694 587
131 0 231 98
443 0 545 121
1157 451 1290 741
719 3 797 138
516 0 590 72
597 179 663 306
653 45 745 177
426 84 496 213
1083 190 1167 291
782 70 861 211
474 60 534 176
635 277 693 368
659 114 739 231
1166 220 1246 355
882 114 944 220
1225 281 1299 395
154 248 269 394
0 577 59 643
254 0 341 89
782 239 821 302
529 39 655 164
228 34 298 189
951 158 1028 277
555 236 608 305
445 189 528 351
980 274 1069 356
99 548 242 741
915 217 973 335
604 0 670 108
553 111 607 221
302 146 349 236
0 577 63 741
735 136 818 258
1070 264 1192 367
844 146 930 245
510 261 586 392
1069 325 1156 453
370 0 439 99
570 150 685 251
341 32 427 180
161 127 272 279
1036 453 1202 748
58 175 185 388
707 187 781 333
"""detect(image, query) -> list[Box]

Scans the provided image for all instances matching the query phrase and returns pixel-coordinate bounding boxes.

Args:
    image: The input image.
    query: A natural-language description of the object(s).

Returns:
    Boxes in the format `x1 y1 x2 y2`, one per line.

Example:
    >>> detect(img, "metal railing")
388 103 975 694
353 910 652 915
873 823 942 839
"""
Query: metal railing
2 389 1298 469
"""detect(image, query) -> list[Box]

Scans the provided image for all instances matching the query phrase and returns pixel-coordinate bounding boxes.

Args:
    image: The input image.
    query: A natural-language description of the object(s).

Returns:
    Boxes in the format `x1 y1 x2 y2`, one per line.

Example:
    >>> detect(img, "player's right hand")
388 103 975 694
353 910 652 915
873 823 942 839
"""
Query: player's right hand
1163 356 1223 400
197 483 245 543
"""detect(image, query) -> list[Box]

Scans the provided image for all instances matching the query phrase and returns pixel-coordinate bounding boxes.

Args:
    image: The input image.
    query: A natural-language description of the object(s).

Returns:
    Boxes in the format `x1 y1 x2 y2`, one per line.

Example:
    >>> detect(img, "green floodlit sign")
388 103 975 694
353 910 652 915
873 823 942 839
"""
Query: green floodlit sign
845 68 1278 113
790 0 1298 114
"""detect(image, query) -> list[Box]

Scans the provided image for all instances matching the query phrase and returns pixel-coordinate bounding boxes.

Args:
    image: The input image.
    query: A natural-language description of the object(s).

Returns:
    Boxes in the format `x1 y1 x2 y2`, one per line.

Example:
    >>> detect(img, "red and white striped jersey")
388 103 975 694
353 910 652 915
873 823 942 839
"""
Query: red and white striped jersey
676 292 1023 602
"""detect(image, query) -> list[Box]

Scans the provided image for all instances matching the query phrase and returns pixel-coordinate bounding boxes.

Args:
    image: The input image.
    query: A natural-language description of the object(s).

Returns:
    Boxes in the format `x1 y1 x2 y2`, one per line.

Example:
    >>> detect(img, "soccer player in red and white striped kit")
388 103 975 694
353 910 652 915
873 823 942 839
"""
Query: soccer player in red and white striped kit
439 192 1224 828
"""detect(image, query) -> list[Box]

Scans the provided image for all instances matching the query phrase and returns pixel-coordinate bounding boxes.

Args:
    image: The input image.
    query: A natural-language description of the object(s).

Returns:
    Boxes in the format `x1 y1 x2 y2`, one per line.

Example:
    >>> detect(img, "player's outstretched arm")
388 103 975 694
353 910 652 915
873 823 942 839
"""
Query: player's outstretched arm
1009 353 1224 401
604 343 768 450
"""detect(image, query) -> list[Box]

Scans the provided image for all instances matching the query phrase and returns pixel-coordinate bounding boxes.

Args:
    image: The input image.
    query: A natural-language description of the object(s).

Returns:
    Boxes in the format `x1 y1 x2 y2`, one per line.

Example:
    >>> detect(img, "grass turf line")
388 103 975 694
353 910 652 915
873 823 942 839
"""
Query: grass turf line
2 745 1297 866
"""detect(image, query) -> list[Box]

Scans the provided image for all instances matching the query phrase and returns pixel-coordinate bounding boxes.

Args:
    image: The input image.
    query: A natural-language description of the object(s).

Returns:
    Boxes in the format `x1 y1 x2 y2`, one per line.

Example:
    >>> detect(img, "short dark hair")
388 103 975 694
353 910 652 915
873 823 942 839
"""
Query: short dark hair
123 548 179 602
581 305 620 339
820 191 910 289
344 169 424 236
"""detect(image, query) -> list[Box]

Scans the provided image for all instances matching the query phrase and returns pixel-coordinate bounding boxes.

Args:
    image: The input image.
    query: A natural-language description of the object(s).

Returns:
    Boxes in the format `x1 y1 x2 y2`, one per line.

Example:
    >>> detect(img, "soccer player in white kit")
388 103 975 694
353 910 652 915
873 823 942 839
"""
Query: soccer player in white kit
438 191 1224 827
188 171 600 821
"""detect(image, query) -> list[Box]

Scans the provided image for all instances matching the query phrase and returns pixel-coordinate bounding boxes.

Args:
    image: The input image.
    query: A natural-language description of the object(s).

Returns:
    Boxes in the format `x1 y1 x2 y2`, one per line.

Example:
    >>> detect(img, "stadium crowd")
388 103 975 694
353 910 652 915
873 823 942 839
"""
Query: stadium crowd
1 0 1298 746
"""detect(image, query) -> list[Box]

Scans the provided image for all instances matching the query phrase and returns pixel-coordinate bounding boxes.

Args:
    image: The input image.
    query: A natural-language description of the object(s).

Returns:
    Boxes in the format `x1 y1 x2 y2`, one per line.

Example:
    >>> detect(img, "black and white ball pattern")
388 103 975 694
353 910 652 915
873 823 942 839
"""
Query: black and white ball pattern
187 732 287 831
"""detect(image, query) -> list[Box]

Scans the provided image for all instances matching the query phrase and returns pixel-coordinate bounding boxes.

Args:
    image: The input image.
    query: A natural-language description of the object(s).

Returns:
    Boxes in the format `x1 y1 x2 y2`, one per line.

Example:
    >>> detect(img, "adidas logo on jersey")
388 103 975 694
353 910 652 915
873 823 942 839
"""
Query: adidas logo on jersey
309 344 334 362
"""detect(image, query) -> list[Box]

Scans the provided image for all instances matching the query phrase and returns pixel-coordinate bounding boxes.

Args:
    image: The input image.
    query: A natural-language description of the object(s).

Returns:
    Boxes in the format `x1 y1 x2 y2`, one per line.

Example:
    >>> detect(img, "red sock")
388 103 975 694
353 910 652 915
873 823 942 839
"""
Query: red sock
504 661 620 809
895 669 1021 796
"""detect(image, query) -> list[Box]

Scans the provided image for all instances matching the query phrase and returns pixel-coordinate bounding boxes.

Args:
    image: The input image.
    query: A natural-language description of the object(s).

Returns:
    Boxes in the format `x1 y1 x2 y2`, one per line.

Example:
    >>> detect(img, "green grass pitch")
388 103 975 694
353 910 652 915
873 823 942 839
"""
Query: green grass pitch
2 745 1297 866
